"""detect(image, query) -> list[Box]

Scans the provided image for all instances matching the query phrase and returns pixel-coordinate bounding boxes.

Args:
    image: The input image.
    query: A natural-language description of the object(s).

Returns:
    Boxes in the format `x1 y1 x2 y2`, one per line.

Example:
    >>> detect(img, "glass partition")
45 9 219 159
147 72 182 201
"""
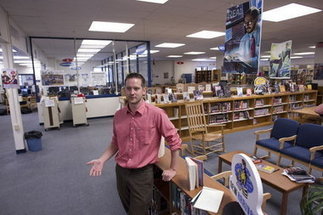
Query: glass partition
29 37 151 100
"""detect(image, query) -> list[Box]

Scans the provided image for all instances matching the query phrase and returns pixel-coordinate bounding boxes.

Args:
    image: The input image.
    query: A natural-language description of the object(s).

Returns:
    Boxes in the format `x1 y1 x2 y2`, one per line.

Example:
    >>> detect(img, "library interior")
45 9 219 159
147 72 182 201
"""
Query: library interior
0 0 323 215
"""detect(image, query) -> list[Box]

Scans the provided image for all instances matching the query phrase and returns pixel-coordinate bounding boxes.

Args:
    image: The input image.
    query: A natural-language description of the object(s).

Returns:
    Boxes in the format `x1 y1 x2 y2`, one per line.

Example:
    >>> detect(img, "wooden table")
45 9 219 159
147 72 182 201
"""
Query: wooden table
218 150 306 215
292 106 322 124
156 148 236 214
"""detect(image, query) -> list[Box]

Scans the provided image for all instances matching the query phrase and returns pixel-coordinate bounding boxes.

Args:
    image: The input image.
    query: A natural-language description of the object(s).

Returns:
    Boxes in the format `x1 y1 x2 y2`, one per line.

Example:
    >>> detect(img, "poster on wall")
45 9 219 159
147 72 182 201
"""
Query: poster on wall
314 63 323 80
19 74 34 86
91 72 106 86
1 69 19 88
41 71 64 86
269 40 292 79
223 0 263 74
64 74 77 86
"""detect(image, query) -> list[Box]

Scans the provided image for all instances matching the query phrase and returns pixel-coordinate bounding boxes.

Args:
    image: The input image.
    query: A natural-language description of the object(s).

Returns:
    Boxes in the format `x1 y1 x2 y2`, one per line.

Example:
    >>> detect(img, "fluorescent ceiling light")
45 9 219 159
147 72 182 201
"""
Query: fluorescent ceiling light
291 56 303 59
155 43 185 48
263 3 322 22
77 54 94 57
192 58 216 62
294 52 315 55
14 60 32 63
13 56 30 59
260 58 269 61
184 52 205 55
89 21 134 33
78 48 101 53
167 55 183 58
309 46 316 49
186 30 225 39
210 57 217 60
261 55 271 58
136 0 168 4
210 47 219 50
0 48 17 52
142 50 160 55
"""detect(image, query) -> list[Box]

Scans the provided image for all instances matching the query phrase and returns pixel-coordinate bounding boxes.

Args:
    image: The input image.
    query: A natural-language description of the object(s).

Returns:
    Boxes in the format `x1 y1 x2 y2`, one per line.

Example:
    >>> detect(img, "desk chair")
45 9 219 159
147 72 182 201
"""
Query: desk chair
211 171 272 213
185 101 225 157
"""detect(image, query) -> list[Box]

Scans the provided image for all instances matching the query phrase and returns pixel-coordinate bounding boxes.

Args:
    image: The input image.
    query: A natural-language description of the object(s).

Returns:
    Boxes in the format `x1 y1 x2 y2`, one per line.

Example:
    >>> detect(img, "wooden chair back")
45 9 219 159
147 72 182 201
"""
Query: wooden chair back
185 102 208 137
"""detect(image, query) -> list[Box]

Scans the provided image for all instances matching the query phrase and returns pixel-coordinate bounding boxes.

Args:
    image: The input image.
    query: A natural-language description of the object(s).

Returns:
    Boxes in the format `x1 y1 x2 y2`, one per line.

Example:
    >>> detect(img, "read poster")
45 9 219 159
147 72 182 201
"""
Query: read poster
223 0 263 74
269 40 292 79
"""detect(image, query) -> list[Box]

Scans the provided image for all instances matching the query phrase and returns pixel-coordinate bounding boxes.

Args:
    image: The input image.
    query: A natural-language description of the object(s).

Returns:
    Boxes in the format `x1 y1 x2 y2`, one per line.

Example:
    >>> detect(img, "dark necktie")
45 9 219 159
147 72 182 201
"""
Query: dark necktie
250 35 255 58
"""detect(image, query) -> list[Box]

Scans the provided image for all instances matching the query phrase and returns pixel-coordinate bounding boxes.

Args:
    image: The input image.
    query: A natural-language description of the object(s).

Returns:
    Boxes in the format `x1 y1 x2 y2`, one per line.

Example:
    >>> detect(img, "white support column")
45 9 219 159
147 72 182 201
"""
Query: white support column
2 43 26 153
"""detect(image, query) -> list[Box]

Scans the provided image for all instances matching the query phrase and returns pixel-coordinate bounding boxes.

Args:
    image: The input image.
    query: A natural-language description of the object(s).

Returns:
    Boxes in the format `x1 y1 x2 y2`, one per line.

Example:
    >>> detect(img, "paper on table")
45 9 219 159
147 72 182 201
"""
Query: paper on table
192 186 224 213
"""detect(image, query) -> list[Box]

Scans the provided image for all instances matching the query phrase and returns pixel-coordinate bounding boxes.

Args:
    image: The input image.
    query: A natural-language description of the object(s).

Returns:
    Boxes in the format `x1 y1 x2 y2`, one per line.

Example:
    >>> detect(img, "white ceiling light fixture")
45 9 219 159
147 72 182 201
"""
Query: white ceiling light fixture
89 21 135 33
260 58 269 61
155 43 185 48
192 58 216 62
78 48 101 53
210 47 219 50
136 0 168 4
263 3 322 22
291 56 303 59
142 50 160 54
13 56 30 59
309 46 316 49
261 55 271 58
186 30 225 39
210 57 217 60
167 55 183 58
184 52 205 55
294 52 315 55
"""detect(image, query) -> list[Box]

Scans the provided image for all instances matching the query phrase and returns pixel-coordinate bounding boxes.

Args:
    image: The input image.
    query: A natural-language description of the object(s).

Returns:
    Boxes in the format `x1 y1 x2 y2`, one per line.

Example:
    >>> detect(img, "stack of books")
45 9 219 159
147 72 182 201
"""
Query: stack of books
282 167 315 183
185 157 204 191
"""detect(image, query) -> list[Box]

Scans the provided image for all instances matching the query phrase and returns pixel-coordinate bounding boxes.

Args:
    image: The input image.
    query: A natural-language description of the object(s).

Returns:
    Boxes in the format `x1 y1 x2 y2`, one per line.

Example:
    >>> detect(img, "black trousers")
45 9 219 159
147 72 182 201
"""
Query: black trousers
115 164 154 215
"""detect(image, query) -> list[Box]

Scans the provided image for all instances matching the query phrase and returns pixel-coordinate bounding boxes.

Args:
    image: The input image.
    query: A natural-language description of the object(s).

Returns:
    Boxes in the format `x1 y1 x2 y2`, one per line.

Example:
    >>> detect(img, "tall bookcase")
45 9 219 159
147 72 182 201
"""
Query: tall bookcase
155 90 318 141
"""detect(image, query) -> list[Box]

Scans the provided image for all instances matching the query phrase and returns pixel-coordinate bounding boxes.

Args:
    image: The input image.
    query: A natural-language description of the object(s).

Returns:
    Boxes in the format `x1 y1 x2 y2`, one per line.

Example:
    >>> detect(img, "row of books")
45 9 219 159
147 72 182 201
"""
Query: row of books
209 114 229 124
171 183 224 214
209 102 231 113
254 108 269 116
233 101 249 110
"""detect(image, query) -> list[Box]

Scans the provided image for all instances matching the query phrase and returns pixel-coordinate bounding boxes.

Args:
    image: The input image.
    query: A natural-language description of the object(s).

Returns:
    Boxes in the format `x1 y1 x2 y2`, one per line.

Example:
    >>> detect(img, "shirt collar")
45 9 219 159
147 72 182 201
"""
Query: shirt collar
126 100 146 116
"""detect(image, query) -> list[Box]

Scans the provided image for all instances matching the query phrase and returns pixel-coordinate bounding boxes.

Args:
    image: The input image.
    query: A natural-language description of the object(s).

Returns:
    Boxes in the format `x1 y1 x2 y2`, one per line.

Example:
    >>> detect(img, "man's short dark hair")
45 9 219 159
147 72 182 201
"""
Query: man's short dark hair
125 73 146 87
245 7 260 20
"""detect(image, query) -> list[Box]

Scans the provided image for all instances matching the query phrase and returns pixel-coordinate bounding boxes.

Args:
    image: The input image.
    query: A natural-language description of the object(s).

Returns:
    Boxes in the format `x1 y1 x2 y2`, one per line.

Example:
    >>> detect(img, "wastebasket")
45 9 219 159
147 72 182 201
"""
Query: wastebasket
24 130 43 152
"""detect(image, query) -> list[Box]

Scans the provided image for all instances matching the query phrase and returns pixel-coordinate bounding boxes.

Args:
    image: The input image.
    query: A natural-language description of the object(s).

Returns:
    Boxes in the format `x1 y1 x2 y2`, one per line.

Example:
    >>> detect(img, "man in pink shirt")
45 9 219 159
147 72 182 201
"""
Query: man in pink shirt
87 73 181 215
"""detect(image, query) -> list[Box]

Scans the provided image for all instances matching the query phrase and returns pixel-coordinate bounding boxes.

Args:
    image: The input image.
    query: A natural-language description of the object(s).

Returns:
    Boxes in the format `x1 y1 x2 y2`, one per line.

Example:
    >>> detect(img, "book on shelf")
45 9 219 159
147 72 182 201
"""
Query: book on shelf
191 157 204 187
183 92 190 101
282 167 315 183
236 87 243 96
191 186 224 213
256 163 277 173
185 157 204 190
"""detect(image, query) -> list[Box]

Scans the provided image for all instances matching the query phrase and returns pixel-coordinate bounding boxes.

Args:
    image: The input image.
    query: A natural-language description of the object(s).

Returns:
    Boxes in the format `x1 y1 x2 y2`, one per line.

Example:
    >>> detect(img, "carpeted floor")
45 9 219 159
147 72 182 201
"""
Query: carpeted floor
0 111 320 215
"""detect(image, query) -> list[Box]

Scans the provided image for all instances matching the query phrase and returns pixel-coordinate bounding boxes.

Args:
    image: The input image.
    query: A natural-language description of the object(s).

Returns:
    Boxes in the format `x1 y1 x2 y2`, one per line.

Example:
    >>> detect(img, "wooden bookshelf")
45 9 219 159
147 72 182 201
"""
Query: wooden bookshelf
154 90 318 141
154 148 236 214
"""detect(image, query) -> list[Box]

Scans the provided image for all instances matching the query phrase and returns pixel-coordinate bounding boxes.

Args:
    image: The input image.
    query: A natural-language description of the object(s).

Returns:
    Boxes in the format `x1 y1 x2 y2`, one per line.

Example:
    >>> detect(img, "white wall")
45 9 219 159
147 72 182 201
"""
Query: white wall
152 60 173 85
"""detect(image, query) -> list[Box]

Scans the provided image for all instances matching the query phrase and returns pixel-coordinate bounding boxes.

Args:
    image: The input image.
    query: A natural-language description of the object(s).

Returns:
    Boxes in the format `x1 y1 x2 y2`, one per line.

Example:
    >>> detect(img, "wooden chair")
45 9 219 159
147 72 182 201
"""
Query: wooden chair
185 101 225 157
211 171 272 213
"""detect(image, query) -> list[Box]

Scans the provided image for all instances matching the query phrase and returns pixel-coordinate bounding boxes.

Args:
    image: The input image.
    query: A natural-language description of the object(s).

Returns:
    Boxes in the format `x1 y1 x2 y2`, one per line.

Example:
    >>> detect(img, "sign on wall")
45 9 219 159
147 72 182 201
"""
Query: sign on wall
1 68 19 88
223 0 263 74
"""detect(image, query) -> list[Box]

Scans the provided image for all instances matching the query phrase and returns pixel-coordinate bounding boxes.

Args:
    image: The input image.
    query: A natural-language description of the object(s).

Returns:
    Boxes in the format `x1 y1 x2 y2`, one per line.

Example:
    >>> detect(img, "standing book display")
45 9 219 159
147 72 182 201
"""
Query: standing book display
42 97 60 131
71 96 89 127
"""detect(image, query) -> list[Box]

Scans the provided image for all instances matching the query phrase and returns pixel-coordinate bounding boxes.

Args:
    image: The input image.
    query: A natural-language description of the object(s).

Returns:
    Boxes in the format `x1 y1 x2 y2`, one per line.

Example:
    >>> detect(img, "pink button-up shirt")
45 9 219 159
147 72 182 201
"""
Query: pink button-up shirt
111 101 181 168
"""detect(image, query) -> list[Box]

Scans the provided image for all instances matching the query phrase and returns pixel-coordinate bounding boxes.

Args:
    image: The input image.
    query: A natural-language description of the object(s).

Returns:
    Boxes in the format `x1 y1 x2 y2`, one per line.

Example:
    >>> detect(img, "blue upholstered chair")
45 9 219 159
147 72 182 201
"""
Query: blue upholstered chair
253 118 300 165
279 123 323 173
